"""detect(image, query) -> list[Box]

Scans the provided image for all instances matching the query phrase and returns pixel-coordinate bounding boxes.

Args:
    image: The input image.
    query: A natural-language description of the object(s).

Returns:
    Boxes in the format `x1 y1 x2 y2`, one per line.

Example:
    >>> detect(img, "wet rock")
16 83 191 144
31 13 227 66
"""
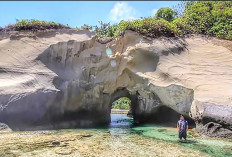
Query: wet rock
52 141 60 146
82 134 92 138
0 123 12 132
191 100 232 138
200 122 232 139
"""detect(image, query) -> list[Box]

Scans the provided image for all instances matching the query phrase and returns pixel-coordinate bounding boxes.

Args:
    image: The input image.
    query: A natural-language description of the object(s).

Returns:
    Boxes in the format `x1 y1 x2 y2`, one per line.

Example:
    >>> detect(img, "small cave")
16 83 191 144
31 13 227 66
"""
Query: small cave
107 89 196 129
150 106 196 128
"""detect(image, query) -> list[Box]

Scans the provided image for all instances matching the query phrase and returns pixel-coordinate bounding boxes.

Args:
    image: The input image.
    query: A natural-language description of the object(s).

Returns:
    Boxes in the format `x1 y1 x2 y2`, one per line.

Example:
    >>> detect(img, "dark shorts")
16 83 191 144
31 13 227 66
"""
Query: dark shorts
179 131 187 139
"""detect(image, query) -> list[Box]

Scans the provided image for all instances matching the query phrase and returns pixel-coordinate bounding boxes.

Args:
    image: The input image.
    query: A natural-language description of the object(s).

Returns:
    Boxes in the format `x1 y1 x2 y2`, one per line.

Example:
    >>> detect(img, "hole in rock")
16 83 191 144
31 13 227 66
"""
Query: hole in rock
110 97 134 129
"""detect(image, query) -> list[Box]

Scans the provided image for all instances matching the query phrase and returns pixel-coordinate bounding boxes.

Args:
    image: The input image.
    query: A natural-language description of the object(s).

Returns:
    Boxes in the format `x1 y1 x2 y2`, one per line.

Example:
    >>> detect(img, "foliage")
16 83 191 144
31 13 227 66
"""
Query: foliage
94 18 178 38
173 2 186 17
2 19 70 31
81 24 92 30
1 2 231 40
172 17 194 35
93 1 232 40
112 97 131 110
182 2 213 34
155 8 177 22
181 1 232 39
123 18 178 37
94 21 118 37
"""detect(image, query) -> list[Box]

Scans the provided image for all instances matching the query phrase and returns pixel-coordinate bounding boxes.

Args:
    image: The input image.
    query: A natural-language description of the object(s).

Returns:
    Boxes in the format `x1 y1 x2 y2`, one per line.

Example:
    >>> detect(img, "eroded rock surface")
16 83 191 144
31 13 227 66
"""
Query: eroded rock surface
0 30 231 137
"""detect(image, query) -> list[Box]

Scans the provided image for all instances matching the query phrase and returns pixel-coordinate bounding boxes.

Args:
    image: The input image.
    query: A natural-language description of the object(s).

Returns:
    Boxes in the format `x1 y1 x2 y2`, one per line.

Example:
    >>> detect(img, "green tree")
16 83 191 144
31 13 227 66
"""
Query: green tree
181 1 232 39
112 97 131 110
155 8 177 22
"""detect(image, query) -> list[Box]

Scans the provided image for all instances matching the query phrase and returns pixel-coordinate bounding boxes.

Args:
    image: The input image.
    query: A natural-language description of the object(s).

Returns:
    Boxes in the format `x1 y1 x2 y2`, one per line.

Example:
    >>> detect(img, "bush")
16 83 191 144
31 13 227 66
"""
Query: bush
94 21 118 37
2 19 70 31
81 24 92 30
117 18 178 38
172 17 194 35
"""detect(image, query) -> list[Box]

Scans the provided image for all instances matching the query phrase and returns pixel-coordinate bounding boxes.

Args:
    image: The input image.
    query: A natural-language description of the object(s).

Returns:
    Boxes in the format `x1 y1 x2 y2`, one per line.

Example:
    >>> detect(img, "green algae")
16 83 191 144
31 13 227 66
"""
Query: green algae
132 125 232 157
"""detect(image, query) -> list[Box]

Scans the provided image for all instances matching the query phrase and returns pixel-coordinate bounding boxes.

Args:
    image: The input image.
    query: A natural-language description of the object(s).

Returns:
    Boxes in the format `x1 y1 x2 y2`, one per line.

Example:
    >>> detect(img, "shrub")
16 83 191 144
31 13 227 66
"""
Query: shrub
94 21 118 37
117 18 178 38
172 17 194 35
81 24 92 30
2 19 70 31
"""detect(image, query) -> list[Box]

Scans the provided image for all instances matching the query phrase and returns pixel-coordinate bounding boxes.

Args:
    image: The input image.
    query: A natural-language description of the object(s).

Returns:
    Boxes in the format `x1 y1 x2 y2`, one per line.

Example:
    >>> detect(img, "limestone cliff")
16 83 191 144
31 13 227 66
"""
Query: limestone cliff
0 30 231 138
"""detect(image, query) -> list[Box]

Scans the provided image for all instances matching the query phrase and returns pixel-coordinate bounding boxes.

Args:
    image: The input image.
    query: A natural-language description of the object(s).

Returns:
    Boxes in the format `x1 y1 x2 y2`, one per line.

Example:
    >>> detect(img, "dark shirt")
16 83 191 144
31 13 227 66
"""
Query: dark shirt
177 120 188 132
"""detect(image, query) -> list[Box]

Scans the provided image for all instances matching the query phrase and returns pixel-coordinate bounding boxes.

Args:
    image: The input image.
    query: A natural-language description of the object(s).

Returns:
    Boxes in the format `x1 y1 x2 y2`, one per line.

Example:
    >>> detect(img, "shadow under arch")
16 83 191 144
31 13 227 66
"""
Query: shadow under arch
108 88 196 128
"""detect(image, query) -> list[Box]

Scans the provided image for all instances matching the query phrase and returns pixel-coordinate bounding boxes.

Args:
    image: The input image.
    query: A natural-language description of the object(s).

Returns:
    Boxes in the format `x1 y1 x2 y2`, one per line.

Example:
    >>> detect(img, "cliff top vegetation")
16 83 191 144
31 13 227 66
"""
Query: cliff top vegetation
0 1 231 40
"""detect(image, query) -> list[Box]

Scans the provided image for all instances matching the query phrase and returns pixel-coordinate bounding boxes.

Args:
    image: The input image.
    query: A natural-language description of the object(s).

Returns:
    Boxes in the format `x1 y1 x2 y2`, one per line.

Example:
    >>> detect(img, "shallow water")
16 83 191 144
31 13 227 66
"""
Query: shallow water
110 114 232 157
0 114 231 157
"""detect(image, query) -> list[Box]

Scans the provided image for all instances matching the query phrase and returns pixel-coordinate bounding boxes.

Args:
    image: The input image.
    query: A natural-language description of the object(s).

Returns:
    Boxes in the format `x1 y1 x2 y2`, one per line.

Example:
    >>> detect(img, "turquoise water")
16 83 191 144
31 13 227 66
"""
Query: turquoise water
109 114 232 157
0 114 231 156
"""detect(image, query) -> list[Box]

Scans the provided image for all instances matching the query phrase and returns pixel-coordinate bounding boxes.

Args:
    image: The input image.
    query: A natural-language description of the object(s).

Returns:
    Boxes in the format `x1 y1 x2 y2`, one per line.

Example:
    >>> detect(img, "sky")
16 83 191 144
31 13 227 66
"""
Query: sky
0 1 180 28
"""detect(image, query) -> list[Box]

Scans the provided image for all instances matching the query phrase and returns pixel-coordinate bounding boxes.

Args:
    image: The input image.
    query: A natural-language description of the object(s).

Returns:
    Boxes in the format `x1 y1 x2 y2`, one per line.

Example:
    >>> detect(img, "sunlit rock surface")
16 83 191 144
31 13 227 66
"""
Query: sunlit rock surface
0 30 231 137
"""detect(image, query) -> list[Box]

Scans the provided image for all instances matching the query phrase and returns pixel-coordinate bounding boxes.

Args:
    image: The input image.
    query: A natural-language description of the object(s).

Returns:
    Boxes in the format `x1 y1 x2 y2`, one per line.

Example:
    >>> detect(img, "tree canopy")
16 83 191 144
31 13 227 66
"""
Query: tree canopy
155 7 177 22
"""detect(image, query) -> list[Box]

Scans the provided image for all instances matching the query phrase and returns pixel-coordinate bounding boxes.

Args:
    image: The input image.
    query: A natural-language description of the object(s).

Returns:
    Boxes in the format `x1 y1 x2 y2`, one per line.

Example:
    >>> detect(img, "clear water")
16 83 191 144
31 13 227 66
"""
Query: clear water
108 114 133 135
109 114 232 157
0 114 231 157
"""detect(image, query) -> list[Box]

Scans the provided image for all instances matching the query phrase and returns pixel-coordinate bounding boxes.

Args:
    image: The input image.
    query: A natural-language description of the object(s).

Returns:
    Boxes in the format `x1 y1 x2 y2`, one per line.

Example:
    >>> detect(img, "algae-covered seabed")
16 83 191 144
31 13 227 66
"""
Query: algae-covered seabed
0 114 231 157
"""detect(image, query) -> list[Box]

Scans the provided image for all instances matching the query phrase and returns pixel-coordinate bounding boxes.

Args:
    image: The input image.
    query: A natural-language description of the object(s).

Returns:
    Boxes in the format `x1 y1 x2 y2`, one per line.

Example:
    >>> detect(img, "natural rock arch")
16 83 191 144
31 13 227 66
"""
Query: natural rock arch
107 88 138 123
0 30 231 137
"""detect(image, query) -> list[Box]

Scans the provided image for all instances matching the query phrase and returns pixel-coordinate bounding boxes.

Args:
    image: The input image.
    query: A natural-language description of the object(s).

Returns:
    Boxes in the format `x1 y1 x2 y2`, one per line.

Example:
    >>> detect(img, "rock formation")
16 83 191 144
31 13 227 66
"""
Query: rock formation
0 30 231 138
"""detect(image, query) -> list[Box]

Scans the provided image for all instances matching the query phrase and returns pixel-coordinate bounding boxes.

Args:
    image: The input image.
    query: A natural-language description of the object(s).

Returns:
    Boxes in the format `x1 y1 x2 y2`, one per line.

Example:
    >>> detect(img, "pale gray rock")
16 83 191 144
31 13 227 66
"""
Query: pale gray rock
0 30 231 138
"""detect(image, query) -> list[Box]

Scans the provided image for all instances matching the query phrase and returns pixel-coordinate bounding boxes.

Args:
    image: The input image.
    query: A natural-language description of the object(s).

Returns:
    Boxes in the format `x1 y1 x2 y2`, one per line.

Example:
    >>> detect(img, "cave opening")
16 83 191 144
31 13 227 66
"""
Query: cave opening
108 89 196 129
108 89 137 128
110 96 134 129
111 97 131 115
148 105 196 128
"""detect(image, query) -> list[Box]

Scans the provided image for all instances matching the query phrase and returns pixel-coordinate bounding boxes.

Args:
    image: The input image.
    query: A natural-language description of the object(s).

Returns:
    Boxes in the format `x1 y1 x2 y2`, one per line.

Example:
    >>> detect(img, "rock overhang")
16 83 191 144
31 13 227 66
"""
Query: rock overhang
0 30 231 138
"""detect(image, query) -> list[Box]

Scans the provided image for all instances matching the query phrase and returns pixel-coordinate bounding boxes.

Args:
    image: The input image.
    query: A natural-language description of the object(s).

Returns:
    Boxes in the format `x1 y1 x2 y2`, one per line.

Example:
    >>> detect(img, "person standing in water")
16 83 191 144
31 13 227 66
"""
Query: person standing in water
177 115 188 141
